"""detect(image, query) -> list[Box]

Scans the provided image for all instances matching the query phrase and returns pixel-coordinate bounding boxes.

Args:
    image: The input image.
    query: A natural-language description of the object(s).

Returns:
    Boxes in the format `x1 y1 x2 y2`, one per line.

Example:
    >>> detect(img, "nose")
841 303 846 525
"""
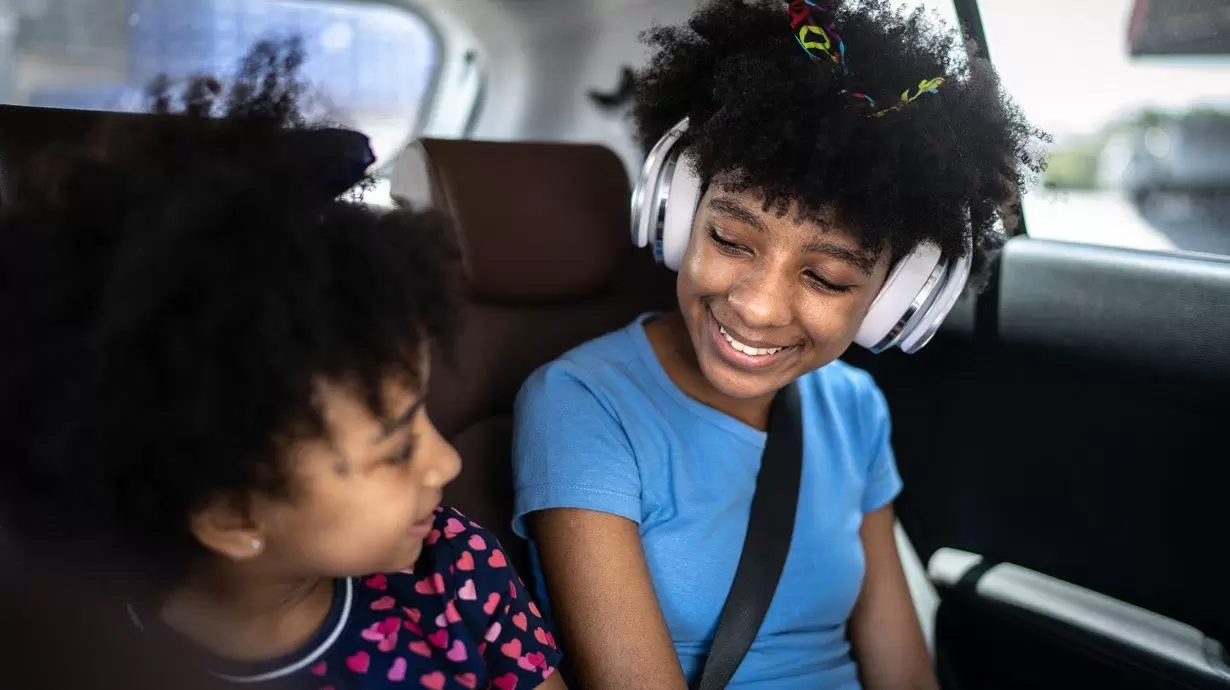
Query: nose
726 263 793 329
420 415 462 490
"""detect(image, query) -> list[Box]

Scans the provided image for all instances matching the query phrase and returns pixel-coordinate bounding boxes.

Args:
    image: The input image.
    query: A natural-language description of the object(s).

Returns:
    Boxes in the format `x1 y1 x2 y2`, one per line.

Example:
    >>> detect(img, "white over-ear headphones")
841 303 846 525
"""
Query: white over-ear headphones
630 116 972 354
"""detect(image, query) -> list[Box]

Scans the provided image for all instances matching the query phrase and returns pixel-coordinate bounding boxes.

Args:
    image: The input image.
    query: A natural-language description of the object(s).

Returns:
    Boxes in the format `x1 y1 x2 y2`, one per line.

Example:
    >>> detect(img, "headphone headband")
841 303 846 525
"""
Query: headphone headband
630 117 691 258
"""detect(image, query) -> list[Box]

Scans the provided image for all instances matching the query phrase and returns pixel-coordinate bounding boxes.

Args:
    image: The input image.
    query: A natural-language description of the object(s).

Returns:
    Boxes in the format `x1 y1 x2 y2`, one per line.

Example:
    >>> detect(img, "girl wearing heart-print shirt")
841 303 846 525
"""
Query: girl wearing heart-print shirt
0 39 563 690
127 506 561 690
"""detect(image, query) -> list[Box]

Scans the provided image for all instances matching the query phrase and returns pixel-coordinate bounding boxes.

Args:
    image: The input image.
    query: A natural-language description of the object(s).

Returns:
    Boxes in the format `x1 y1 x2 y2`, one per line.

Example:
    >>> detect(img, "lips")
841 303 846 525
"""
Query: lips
718 325 786 356
706 309 796 372
408 508 437 537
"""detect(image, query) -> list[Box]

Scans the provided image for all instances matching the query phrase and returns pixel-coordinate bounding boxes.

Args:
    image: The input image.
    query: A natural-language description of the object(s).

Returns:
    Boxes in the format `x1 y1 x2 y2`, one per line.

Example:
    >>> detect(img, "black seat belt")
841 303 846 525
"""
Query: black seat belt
691 381 804 690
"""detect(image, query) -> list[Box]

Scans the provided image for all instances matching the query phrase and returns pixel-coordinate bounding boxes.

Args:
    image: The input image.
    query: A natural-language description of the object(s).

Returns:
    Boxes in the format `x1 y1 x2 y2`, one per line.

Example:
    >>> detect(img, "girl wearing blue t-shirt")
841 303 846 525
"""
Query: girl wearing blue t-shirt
510 1 1044 688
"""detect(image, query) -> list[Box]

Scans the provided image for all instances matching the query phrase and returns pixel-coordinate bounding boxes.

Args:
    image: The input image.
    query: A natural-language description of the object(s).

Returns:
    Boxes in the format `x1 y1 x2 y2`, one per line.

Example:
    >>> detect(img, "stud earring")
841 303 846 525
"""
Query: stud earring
251 538 262 551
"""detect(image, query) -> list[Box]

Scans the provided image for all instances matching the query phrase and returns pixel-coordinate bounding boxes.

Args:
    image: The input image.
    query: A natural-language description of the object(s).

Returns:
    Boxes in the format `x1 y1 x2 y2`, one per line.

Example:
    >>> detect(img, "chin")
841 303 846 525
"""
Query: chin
697 355 788 401
395 541 426 573
349 542 426 577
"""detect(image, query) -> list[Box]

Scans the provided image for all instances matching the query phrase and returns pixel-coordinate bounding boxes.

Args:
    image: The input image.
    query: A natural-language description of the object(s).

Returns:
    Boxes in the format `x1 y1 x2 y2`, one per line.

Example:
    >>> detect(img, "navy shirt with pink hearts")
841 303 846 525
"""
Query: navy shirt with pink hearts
133 506 562 690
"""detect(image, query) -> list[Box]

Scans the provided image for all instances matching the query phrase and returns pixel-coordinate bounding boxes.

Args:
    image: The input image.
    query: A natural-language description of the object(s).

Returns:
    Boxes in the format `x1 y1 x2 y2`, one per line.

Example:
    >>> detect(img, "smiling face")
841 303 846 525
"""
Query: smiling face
676 185 891 402
254 377 462 576
191 366 462 579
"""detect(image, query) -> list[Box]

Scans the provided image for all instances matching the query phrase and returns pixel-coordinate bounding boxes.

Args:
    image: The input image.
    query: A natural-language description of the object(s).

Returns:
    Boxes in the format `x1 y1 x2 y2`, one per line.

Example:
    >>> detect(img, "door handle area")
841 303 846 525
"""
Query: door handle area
927 547 1230 682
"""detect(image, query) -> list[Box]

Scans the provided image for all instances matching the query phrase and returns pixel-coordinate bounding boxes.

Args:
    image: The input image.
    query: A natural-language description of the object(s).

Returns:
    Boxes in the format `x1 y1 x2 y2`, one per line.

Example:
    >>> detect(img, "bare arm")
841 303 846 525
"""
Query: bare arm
848 505 939 690
531 508 689 690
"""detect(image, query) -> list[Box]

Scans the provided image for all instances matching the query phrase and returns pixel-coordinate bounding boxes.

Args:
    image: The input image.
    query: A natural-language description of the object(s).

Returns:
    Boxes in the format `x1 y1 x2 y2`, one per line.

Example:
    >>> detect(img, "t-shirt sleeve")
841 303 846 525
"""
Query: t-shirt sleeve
859 376 903 513
511 363 642 539
445 510 564 688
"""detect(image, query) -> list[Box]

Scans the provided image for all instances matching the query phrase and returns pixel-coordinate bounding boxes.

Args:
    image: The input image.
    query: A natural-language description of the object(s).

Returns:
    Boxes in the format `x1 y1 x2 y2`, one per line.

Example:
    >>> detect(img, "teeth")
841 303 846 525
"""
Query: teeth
720 326 783 356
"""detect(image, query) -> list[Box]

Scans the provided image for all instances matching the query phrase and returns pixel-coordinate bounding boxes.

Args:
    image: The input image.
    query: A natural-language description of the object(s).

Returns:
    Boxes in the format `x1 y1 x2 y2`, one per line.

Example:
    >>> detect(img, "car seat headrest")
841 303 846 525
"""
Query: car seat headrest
0 104 375 205
409 138 631 302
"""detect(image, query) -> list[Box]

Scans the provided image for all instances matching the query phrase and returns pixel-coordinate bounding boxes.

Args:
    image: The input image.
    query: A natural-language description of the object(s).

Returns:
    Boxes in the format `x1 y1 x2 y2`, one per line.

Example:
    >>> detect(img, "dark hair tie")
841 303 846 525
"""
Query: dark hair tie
281 127 376 198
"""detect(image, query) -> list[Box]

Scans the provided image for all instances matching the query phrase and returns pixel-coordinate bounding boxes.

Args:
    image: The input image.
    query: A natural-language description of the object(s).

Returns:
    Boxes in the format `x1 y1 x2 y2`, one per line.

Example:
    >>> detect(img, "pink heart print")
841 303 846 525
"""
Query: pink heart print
414 574 445 595
492 673 519 690
500 638 523 659
444 518 466 539
387 657 407 682
483 593 501 616
485 621 503 643
419 671 447 690
370 596 397 611
446 638 469 662
345 651 370 674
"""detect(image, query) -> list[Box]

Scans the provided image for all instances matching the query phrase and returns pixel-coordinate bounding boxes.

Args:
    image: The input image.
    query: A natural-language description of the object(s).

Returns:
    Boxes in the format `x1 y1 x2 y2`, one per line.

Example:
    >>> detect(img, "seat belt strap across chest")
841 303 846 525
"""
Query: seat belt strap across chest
691 381 804 690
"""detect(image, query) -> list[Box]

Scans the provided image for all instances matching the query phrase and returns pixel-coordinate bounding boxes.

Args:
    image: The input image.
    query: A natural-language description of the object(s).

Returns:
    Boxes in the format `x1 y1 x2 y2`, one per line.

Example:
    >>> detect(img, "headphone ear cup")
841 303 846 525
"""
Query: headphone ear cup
854 243 943 352
660 150 702 270
897 249 971 353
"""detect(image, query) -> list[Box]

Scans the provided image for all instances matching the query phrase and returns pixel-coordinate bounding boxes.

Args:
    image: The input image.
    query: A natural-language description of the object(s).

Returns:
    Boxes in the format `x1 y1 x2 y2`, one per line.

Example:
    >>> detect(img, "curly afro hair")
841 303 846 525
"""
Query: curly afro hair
632 0 1048 286
0 38 462 575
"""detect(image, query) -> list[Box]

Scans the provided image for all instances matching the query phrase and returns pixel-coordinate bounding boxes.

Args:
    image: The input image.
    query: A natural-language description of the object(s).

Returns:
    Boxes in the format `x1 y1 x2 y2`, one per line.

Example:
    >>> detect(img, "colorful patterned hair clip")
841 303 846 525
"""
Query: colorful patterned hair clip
787 0 944 119
868 77 946 118
789 0 846 73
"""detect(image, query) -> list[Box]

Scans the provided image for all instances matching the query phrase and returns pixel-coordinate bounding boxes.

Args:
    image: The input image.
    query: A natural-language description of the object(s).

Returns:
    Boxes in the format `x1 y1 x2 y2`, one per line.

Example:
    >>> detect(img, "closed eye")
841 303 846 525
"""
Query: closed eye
387 433 418 466
804 271 854 294
707 225 749 256
708 223 855 294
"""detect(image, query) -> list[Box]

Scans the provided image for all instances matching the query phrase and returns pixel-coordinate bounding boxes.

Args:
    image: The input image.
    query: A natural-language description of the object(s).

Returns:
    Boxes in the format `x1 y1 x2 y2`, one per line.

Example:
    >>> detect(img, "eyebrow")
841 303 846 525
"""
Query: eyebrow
376 397 425 442
804 240 877 275
707 196 877 275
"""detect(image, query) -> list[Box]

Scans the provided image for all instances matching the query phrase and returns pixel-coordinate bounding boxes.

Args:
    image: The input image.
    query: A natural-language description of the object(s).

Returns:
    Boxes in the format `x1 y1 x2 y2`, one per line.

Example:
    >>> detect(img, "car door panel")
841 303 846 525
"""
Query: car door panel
842 236 1230 688
930 548 1230 690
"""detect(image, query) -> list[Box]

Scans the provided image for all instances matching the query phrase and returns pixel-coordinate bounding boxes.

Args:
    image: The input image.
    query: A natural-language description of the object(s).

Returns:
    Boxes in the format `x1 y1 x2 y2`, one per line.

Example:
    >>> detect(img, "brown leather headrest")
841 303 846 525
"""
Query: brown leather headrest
414 138 632 302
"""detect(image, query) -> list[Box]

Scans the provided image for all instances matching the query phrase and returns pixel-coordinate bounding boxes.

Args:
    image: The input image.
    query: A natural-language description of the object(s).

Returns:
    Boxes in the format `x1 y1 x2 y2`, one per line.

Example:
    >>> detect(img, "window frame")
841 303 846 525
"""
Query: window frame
948 0 1034 241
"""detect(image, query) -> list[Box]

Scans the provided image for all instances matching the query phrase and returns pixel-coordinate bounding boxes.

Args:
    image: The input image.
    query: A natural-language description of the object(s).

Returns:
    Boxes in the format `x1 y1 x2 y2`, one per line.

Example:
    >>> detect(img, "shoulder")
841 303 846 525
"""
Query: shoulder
516 316 649 410
799 359 891 435
383 507 521 639
371 508 562 684
416 505 513 581
802 359 884 404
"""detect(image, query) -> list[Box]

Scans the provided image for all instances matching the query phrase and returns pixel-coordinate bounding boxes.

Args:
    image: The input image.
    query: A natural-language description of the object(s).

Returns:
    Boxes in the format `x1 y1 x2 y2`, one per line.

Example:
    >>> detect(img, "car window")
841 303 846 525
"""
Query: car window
974 0 1230 256
0 0 439 167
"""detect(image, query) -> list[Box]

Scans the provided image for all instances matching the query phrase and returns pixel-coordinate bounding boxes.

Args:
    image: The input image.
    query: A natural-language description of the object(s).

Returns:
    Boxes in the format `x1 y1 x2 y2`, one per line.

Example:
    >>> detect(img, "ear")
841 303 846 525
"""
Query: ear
189 494 265 562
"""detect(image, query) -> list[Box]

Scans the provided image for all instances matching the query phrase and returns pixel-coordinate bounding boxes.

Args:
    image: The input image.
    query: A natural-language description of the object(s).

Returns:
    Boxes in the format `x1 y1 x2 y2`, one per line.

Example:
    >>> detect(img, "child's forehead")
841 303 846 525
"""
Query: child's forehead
312 376 424 430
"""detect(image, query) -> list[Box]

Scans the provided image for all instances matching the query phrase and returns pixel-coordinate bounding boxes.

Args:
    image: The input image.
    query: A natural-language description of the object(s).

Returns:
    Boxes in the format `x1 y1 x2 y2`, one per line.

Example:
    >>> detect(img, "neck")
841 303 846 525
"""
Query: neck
161 560 335 663
646 310 776 430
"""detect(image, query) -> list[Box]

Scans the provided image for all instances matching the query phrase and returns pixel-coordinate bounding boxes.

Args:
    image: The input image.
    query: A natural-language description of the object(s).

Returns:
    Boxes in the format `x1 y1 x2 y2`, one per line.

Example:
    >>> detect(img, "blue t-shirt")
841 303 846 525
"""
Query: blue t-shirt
510 313 902 689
